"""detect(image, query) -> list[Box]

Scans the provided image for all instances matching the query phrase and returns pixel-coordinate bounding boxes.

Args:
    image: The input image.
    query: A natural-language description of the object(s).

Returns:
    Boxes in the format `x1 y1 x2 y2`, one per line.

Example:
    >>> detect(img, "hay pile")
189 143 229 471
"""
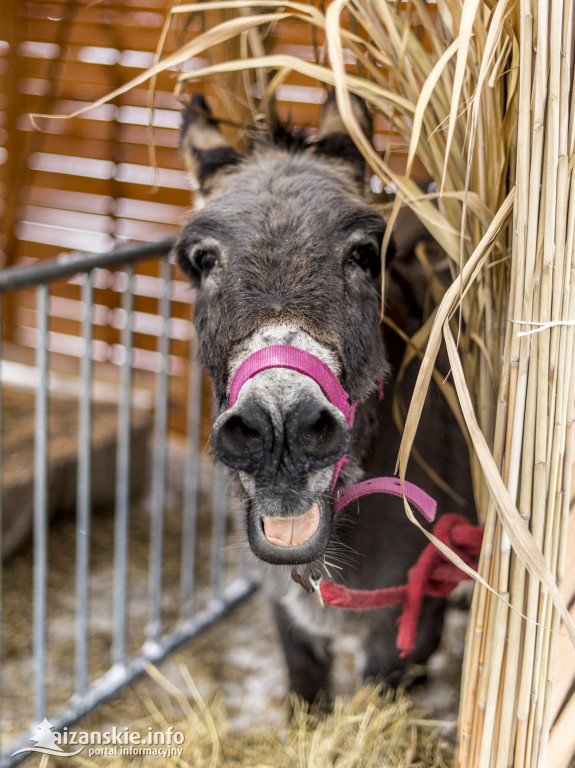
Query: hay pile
45 674 453 768
128 681 452 768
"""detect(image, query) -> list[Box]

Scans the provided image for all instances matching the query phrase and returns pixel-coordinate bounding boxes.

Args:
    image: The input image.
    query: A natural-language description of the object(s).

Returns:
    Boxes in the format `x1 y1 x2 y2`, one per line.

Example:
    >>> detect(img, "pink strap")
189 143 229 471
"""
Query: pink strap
226 341 458 654
335 476 437 522
330 454 348 492
229 345 356 426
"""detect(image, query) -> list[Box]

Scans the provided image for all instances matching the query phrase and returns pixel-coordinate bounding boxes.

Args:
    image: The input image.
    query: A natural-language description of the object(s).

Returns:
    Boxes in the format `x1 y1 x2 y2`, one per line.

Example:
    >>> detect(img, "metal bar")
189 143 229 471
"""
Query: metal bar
112 265 134 667
0 238 175 294
75 272 94 697
33 283 49 722
211 463 228 603
180 330 203 622
6 576 258 768
147 257 171 645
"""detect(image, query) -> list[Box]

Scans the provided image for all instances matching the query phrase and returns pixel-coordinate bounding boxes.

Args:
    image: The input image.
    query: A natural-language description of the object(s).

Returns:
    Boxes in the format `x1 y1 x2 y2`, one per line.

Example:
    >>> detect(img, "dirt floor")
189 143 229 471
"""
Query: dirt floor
4 561 470 767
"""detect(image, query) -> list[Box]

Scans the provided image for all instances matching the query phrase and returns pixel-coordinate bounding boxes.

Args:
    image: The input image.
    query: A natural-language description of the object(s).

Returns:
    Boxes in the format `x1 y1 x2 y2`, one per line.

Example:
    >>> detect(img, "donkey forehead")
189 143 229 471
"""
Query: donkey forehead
210 149 357 202
185 150 384 247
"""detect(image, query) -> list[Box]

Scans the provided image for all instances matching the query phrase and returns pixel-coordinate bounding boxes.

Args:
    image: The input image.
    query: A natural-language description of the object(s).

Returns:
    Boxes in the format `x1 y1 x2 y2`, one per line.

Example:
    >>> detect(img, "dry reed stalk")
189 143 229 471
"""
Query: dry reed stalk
450 2 575 766
41 1 575 764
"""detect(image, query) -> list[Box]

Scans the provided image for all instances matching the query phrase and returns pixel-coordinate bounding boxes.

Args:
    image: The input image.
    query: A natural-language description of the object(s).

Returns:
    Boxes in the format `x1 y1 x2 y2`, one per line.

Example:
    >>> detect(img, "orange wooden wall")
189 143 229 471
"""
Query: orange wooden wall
0 0 428 431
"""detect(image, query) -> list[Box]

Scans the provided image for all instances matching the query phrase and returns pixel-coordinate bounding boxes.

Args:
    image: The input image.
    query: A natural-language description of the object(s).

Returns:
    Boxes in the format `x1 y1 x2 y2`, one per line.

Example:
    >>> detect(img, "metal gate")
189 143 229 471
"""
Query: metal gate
0 239 257 766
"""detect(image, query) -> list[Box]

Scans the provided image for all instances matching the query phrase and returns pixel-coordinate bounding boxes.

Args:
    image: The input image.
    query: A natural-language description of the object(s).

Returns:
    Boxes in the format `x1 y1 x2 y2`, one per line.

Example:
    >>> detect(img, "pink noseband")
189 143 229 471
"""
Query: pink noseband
229 345 356 427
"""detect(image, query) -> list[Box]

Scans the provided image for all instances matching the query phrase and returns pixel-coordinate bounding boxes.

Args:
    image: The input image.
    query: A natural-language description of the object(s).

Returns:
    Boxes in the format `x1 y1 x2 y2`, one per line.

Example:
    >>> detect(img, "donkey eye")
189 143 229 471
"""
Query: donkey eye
346 243 379 275
193 248 218 273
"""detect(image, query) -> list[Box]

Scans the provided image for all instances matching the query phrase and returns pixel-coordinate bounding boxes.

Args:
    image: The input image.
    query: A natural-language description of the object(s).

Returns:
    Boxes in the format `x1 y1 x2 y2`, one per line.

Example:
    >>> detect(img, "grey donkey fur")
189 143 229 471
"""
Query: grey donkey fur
175 93 475 703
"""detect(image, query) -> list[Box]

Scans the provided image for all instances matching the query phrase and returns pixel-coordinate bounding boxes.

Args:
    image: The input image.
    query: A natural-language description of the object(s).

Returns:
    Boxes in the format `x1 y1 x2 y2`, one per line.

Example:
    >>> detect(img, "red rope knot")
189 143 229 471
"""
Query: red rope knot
396 514 482 657
320 513 483 658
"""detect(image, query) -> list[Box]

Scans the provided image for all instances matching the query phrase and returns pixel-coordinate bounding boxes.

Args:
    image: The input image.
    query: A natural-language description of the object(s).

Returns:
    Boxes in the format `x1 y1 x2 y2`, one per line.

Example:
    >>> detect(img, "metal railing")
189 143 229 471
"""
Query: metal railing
0 240 257 766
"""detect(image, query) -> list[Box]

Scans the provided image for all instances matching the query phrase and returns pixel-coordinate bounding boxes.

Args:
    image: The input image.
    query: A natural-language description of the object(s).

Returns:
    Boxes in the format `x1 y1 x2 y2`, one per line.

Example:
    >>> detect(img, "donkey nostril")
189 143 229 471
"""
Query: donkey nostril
226 414 261 442
211 404 268 471
298 407 349 464
305 410 334 441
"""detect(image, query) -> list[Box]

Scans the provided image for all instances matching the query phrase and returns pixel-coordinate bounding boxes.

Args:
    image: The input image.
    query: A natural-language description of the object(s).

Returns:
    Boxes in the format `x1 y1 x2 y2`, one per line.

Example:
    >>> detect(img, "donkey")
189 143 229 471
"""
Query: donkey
175 93 474 703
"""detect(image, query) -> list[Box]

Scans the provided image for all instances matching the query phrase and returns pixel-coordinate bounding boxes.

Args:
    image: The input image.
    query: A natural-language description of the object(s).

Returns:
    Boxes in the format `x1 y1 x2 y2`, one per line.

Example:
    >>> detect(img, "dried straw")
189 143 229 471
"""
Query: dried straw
67 667 453 768
166 3 575 764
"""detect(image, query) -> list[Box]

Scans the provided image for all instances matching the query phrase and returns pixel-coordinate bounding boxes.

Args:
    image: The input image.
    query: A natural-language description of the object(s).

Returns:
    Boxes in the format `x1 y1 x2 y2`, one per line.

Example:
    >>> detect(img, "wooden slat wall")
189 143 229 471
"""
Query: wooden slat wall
0 0 190 263
0 2 428 413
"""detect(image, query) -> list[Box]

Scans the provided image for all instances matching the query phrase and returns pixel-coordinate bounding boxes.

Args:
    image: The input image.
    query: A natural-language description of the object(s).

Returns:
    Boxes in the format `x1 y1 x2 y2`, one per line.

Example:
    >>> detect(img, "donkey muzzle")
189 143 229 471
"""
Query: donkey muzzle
210 345 356 565
211 396 349 475
212 396 348 565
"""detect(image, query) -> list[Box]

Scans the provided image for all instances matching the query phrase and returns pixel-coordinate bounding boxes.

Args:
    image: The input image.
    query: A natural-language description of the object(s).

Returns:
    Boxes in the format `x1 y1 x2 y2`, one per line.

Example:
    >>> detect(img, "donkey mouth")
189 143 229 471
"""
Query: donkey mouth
247 499 332 565
262 502 320 547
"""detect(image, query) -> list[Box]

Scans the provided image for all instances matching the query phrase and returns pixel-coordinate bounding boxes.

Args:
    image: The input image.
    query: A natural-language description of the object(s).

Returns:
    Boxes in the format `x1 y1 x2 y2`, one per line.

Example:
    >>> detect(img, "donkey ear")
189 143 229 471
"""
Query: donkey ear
180 94 243 198
314 91 372 186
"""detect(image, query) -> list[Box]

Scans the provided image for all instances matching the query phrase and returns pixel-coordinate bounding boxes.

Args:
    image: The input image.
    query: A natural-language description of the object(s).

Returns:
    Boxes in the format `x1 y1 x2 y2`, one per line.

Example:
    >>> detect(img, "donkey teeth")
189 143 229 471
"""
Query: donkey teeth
262 502 320 548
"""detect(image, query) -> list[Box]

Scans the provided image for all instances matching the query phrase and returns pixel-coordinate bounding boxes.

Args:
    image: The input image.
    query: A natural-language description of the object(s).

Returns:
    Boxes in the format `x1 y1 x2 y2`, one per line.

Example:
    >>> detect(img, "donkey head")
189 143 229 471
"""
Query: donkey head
175 94 394 567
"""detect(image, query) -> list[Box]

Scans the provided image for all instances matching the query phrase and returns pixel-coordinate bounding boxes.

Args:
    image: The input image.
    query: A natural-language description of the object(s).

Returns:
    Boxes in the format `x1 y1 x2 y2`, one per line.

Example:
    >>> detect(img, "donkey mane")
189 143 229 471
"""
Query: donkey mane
256 120 367 178
180 92 370 193
263 122 312 153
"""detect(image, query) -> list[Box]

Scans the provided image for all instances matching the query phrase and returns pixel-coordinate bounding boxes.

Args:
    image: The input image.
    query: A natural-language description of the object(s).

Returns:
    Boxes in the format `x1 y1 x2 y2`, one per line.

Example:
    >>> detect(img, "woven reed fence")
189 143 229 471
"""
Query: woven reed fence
37 1 575 765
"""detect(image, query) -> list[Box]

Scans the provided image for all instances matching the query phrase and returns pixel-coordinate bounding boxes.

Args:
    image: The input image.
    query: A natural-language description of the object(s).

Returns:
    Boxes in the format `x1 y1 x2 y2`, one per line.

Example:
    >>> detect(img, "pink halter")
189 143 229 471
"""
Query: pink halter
226 344 483 658
228 344 436 519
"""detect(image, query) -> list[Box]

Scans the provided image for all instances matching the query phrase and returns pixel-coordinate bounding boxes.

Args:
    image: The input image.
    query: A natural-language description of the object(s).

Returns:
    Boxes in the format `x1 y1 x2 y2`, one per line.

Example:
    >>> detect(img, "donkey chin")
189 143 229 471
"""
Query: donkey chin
210 327 350 566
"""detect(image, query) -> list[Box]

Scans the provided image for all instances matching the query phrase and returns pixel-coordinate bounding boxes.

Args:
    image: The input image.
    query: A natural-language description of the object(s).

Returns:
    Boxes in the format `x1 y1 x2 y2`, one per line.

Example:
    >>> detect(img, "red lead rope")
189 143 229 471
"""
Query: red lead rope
320 513 483 657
